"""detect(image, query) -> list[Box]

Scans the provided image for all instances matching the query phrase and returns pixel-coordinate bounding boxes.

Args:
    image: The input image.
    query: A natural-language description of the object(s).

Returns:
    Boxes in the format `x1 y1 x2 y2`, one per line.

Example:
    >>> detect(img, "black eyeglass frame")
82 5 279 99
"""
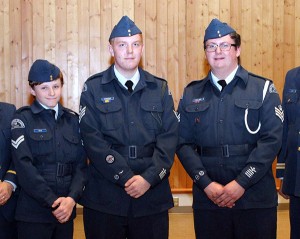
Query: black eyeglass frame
204 42 237 52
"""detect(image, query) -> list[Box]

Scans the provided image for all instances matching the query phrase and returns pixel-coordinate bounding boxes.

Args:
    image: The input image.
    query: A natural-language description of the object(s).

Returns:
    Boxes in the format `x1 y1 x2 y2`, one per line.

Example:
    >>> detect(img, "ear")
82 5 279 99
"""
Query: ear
236 46 241 58
30 87 36 97
108 44 114 57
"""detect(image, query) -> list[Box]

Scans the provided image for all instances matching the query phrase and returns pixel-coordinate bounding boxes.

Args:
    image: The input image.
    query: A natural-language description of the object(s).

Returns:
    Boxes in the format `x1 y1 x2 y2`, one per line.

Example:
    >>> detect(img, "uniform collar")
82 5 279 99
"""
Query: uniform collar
205 65 247 85
31 100 63 119
203 65 249 94
113 65 140 90
101 65 157 88
211 65 239 90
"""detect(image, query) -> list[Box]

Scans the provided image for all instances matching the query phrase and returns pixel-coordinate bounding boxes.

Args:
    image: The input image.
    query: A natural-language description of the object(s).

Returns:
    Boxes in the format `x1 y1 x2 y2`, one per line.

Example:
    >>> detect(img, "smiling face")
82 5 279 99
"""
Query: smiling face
205 34 240 78
30 79 62 108
109 34 144 78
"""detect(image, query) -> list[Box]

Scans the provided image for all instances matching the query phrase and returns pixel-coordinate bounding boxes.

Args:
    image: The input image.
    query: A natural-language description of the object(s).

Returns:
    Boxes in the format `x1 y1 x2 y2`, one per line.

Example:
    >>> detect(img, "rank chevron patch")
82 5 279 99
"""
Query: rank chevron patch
79 106 86 123
275 105 284 123
11 135 25 149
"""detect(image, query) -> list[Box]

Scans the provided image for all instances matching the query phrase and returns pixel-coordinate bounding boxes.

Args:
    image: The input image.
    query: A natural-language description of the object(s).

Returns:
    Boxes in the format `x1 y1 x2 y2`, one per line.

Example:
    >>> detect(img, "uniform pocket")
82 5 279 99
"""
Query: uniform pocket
29 128 53 156
185 102 210 134
63 133 80 161
141 101 164 130
284 91 298 124
234 99 262 131
96 101 122 131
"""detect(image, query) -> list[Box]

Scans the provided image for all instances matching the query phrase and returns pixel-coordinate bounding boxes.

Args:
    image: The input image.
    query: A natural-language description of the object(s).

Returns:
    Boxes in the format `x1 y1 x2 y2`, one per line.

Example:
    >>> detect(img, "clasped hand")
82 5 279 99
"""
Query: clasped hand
204 180 245 208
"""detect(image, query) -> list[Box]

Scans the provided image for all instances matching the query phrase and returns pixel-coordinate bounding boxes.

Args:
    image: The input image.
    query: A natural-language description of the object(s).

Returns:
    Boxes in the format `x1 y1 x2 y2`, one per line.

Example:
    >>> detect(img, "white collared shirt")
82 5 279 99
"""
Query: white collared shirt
211 65 239 91
38 102 58 119
114 66 140 91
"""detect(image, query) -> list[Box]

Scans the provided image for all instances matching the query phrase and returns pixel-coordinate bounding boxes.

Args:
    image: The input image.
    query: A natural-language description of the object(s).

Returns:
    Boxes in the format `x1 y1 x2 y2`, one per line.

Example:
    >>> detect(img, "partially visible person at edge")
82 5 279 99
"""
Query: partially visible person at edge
0 102 18 239
11 59 87 239
176 18 283 239
276 66 300 239
79 15 178 239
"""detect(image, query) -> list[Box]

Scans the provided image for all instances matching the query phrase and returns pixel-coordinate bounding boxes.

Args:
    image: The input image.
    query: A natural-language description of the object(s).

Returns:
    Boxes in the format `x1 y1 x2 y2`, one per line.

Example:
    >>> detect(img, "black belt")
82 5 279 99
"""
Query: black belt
197 144 255 158
36 163 73 177
112 145 154 159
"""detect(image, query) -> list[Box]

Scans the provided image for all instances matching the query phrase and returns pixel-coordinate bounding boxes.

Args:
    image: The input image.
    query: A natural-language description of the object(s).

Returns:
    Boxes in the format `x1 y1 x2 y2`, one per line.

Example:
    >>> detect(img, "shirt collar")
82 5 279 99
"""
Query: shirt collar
113 65 140 90
37 101 59 119
211 65 239 91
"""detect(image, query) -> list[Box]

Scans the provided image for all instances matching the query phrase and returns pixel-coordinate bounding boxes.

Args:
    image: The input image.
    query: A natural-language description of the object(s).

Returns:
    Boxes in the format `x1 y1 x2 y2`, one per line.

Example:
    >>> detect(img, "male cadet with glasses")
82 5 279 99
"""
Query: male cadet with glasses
177 18 283 239
0 102 17 239
79 16 178 239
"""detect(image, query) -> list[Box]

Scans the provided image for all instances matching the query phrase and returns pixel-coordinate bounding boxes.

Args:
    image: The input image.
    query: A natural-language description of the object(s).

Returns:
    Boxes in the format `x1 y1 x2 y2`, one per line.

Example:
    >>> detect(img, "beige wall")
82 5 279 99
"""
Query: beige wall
1 0 298 191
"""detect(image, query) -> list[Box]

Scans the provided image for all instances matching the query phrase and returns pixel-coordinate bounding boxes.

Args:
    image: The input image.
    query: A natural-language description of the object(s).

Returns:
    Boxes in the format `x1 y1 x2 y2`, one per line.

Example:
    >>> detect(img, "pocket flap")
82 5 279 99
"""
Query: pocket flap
185 102 210 112
235 99 262 110
141 101 163 112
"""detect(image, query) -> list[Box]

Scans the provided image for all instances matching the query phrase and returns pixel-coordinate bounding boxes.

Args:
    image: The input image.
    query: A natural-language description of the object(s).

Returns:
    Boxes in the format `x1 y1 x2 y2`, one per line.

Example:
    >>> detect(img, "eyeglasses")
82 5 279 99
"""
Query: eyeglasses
205 42 237 52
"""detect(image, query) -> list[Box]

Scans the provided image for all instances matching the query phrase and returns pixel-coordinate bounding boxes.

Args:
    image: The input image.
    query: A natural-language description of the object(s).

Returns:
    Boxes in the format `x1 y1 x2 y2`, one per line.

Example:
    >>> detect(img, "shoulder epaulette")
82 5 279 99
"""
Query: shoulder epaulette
16 106 31 113
186 79 203 87
0 102 14 108
248 72 272 82
154 75 167 82
63 107 79 116
86 72 104 82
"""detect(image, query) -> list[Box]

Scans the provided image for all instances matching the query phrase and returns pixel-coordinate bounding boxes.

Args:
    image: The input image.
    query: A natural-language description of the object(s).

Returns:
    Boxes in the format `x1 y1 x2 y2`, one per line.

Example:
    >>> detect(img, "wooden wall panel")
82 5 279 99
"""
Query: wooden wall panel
1 0 299 192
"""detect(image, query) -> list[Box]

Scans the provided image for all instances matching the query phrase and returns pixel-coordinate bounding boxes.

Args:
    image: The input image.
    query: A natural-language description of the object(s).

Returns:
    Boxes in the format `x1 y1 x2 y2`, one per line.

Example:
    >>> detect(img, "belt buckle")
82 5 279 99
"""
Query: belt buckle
129 145 137 159
222 145 229 157
57 163 64 176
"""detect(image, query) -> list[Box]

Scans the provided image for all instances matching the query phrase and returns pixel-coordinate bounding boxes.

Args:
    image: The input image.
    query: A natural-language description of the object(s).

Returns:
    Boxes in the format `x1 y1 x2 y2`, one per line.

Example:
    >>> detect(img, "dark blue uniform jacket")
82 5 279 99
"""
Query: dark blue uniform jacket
277 66 300 196
79 65 178 217
0 102 17 222
177 66 283 210
11 101 86 223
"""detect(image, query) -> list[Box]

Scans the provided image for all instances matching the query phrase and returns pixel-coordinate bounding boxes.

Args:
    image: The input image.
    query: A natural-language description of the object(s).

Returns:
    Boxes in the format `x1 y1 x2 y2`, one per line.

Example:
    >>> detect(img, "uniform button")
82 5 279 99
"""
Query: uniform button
219 119 223 123
40 135 43 139
114 175 119 180
130 121 134 125
195 107 199 111
220 98 224 102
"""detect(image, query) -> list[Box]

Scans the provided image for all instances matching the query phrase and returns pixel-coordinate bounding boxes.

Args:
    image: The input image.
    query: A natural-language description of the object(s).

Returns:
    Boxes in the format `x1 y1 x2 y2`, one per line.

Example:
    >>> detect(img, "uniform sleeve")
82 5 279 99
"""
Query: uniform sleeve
67 119 87 202
176 88 213 190
140 84 178 187
276 79 289 179
236 82 283 189
79 82 135 187
3 104 17 187
11 112 57 207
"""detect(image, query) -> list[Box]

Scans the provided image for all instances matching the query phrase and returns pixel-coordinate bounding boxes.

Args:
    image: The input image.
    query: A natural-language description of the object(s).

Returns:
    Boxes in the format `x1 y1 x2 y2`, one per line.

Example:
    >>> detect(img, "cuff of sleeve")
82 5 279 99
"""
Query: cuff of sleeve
235 175 249 190
196 174 212 190
4 180 17 191
118 171 135 186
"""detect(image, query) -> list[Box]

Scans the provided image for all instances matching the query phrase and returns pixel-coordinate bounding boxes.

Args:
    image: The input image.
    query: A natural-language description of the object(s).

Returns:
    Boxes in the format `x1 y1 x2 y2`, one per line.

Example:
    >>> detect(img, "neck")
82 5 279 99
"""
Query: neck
115 66 137 79
212 64 238 80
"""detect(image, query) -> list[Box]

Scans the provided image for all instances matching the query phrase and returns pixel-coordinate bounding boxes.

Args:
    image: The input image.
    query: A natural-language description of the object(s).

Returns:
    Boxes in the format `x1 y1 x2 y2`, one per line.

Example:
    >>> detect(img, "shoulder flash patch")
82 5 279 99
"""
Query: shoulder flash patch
269 83 278 94
82 83 87 92
11 119 25 130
